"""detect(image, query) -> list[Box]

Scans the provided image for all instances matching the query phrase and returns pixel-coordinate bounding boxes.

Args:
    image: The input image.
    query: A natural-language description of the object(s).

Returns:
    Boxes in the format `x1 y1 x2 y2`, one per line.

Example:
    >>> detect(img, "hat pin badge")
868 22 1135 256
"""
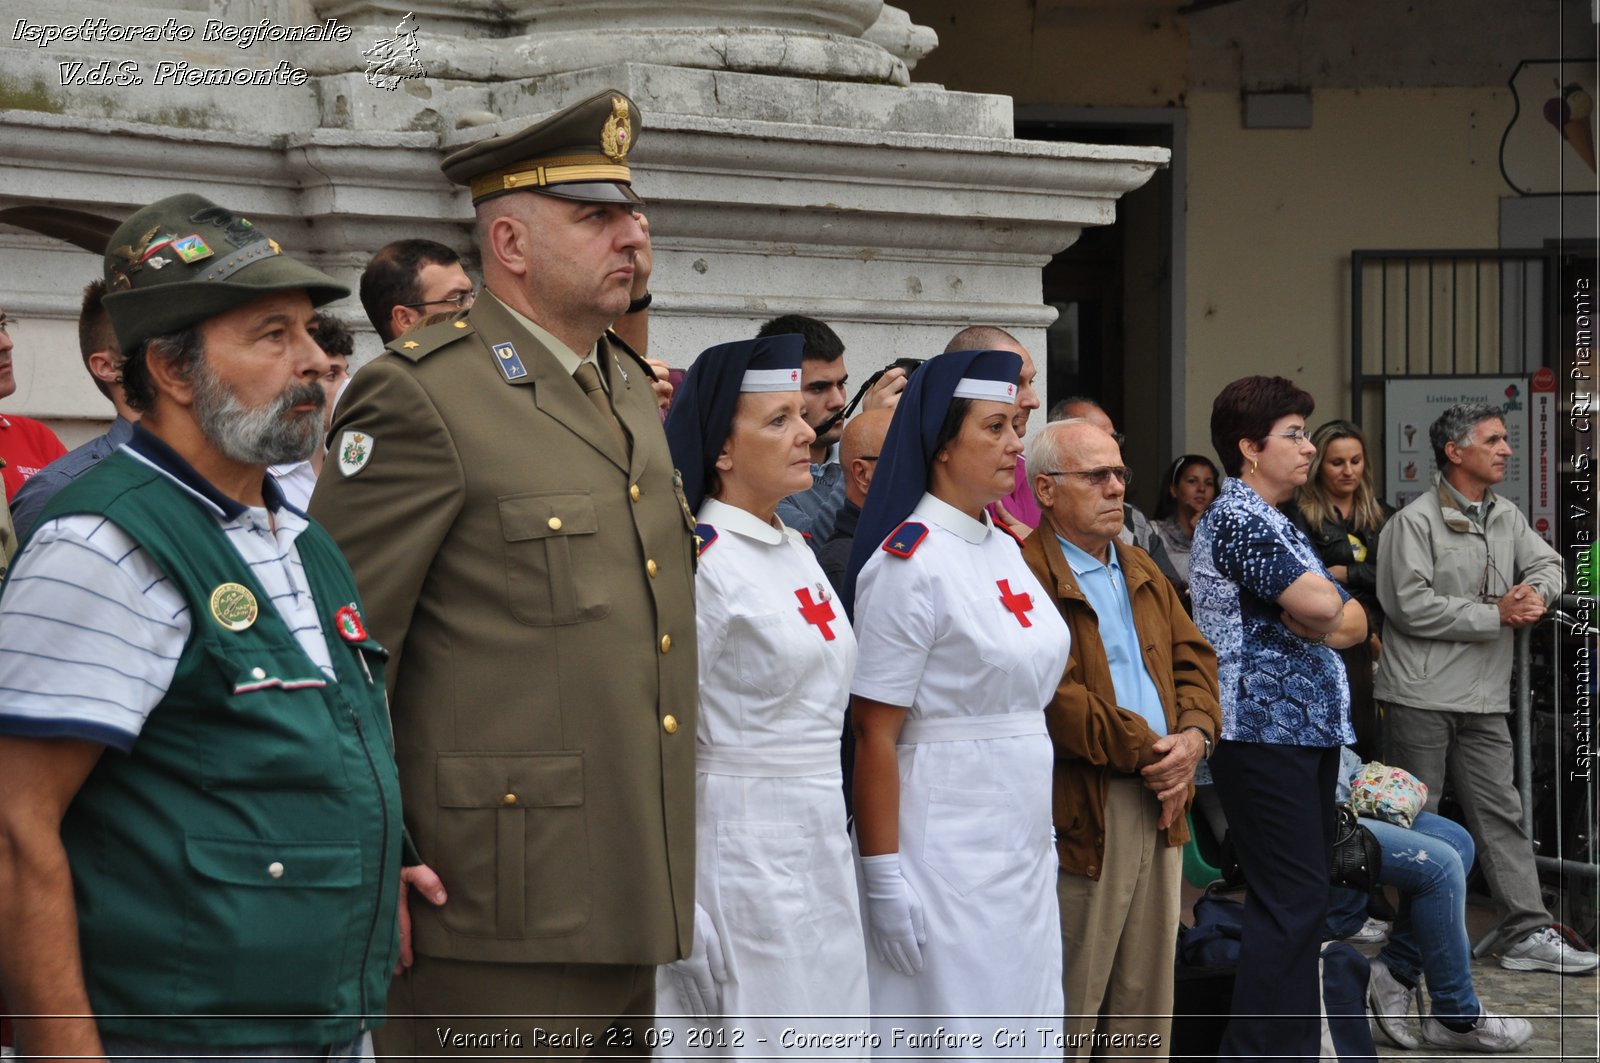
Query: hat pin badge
600 96 632 162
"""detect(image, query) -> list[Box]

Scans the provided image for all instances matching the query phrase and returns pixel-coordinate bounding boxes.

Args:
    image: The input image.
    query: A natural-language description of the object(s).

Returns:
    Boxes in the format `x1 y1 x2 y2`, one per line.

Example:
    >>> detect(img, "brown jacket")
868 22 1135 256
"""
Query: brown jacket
1021 528 1221 880
309 294 698 965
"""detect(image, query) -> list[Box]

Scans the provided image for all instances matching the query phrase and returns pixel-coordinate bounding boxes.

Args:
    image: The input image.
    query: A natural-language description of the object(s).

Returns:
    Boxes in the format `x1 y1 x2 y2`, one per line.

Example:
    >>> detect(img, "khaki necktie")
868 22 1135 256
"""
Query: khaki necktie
574 360 628 452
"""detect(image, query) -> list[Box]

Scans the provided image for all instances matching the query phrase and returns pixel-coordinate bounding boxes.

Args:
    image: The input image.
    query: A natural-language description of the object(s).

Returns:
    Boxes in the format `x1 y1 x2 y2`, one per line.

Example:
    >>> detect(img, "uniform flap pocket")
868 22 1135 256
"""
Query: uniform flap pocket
499 492 599 541
204 640 329 695
185 835 361 889
436 752 584 809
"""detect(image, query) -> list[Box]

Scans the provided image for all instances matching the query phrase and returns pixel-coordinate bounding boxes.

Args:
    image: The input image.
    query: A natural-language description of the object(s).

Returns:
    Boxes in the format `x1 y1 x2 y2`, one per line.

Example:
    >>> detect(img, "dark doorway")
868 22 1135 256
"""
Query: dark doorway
1017 115 1179 516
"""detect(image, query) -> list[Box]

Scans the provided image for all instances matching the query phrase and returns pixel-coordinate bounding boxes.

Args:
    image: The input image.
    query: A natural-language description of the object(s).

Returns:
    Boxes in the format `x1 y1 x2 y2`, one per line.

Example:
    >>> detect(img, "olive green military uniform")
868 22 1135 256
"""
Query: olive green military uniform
309 294 698 1050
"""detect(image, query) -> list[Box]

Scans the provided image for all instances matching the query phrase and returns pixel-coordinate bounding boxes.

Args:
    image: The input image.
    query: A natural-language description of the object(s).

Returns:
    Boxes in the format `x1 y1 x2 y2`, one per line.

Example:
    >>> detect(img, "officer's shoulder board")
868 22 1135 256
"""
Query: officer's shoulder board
694 523 718 557
387 314 475 363
882 520 929 559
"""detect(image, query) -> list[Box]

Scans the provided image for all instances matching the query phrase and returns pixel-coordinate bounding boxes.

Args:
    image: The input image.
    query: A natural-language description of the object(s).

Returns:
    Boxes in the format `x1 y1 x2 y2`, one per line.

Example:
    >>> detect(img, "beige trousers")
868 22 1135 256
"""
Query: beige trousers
1058 776 1182 1061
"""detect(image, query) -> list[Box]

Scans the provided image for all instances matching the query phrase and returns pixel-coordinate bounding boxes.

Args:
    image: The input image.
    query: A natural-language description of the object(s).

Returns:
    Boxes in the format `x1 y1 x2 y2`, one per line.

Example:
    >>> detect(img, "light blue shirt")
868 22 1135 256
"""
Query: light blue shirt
1058 534 1168 738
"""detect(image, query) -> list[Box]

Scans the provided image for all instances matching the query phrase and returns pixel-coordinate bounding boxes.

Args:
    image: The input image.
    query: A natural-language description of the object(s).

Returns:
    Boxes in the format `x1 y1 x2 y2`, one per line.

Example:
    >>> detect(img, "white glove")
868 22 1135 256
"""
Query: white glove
860 853 926 976
665 904 727 1019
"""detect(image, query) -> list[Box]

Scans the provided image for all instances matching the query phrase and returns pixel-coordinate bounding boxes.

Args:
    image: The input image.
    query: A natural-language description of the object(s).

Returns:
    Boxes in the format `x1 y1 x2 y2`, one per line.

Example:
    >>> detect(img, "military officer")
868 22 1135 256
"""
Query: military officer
309 90 698 1056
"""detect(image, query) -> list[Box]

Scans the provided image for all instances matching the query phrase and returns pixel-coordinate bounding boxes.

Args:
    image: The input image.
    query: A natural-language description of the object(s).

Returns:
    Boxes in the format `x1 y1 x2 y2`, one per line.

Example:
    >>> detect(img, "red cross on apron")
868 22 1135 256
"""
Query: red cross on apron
997 578 1034 628
795 587 837 641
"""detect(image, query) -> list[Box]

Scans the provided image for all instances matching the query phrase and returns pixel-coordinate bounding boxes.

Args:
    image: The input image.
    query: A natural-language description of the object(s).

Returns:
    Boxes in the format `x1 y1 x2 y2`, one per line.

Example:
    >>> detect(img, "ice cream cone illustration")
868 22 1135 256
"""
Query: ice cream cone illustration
1544 83 1596 173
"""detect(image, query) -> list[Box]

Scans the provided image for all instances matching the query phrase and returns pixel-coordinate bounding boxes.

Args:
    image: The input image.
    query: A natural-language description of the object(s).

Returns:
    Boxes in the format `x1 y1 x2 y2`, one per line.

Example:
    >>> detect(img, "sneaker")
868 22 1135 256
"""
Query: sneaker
1345 916 1390 945
1366 958 1422 1049
1421 1010 1534 1053
1499 926 1600 974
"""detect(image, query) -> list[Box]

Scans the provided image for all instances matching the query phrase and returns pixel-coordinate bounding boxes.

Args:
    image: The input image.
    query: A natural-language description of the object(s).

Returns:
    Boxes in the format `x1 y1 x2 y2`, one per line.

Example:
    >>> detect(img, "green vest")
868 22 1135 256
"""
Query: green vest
32 451 402 1045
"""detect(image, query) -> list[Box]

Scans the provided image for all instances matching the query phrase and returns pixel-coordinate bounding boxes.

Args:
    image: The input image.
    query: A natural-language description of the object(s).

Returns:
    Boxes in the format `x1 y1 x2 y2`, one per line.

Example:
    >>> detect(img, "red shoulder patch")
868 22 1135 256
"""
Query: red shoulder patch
882 521 929 558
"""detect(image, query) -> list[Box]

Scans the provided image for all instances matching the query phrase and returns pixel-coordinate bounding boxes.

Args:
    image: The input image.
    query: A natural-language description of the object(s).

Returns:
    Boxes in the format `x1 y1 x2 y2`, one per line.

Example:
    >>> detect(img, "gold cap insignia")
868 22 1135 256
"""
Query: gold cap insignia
600 96 632 163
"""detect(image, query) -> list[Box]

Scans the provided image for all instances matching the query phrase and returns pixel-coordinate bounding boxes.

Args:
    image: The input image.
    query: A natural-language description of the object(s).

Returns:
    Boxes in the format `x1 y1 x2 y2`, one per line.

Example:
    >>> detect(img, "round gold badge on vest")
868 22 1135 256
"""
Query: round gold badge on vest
209 582 259 632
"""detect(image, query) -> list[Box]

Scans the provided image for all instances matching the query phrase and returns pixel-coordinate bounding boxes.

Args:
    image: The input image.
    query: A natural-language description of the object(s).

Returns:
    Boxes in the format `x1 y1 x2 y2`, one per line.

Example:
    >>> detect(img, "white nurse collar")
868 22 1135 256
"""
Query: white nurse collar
951 377 1017 402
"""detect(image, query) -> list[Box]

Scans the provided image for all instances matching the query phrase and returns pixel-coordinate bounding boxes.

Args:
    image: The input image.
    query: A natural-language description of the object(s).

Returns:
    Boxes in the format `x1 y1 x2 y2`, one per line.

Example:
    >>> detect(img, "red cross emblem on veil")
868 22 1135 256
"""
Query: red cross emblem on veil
997 579 1034 628
795 587 837 641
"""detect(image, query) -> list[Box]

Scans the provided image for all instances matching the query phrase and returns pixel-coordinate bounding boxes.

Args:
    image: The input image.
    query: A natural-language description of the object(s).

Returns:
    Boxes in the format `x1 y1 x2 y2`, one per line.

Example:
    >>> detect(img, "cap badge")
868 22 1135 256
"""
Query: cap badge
600 95 632 163
337 430 374 477
173 234 214 263
209 582 259 632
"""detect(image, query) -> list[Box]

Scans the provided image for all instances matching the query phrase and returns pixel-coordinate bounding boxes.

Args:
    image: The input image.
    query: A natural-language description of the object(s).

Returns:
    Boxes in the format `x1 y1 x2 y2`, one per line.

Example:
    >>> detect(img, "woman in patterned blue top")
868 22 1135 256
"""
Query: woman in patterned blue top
1189 376 1369 1062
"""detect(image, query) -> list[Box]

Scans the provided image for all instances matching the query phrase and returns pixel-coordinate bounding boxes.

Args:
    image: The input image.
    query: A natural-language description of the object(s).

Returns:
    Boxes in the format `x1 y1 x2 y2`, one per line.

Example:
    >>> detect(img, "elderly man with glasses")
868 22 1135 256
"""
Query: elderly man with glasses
1374 402 1593 991
1020 417 1221 1057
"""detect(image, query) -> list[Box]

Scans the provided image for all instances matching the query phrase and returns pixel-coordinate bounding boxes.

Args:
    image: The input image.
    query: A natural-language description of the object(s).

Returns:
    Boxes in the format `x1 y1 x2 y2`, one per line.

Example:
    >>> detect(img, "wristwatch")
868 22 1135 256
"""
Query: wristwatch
1183 725 1213 760
626 292 653 314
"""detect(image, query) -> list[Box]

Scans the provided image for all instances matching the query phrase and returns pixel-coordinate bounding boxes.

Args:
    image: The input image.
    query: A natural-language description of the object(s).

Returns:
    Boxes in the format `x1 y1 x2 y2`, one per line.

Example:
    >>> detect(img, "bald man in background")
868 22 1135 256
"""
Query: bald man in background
818 407 893 597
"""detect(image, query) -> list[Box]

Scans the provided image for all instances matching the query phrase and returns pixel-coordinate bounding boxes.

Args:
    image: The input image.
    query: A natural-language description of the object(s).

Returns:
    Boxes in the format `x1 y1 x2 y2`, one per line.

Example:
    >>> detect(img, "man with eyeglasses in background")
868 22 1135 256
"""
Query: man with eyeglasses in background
1020 417 1220 1056
1053 397 1183 591
1374 402 1595 988
359 239 477 343
0 308 68 503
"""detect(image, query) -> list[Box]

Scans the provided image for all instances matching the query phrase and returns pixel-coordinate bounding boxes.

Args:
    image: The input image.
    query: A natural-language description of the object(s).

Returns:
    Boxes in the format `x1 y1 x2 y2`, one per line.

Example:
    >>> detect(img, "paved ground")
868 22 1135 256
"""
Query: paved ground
1367 896 1598 1061
1177 886 1599 1060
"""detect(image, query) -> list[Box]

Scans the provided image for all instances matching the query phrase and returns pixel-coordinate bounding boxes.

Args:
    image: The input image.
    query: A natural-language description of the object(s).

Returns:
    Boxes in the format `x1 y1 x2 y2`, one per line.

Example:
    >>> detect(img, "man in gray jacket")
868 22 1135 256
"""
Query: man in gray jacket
1375 401 1592 976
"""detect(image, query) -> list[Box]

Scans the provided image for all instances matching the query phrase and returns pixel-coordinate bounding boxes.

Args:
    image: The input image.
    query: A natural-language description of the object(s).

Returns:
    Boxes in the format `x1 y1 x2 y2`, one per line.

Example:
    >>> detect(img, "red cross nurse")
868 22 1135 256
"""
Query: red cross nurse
660 335 870 1055
844 348 1072 1053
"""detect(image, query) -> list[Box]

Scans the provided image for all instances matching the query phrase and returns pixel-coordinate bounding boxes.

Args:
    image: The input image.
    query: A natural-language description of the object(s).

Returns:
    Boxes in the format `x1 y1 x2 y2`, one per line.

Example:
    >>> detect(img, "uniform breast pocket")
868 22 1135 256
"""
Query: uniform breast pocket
959 589 1026 674
731 612 805 699
499 492 612 627
199 643 349 791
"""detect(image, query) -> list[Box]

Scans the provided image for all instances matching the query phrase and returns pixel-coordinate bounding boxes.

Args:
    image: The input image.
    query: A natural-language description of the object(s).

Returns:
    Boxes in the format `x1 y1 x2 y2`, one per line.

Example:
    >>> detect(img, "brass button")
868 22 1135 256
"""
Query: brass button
662 714 679 734
453 321 468 329
630 484 642 502
659 634 672 654
267 861 285 880
547 517 563 531
647 559 659 578
502 793 518 806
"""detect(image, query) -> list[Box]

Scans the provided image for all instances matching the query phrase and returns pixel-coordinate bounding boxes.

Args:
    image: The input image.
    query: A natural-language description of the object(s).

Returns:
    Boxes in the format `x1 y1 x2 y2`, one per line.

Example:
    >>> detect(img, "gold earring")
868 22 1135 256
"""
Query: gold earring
1250 458 1259 476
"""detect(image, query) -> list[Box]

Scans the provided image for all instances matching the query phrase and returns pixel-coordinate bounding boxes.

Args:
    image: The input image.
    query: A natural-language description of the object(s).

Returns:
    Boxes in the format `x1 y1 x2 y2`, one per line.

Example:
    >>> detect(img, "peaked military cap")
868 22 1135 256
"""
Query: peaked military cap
441 89 643 206
101 193 348 354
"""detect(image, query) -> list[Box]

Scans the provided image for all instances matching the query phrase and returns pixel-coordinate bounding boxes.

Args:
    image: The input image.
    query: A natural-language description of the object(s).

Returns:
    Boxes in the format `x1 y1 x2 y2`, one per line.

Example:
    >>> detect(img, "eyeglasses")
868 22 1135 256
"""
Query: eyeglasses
1043 466 1133 487
1270 428 1311 445
400 287 476 311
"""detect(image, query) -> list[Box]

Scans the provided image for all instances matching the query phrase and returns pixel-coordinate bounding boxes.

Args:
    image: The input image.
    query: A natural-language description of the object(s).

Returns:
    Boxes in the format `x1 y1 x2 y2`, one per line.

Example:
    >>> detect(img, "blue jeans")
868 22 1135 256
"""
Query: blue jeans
1330 811 1480 1023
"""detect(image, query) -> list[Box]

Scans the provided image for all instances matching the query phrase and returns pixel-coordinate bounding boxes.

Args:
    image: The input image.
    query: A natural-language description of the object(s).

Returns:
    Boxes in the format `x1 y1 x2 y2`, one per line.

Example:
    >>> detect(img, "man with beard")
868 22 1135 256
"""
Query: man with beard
0 193 405 1060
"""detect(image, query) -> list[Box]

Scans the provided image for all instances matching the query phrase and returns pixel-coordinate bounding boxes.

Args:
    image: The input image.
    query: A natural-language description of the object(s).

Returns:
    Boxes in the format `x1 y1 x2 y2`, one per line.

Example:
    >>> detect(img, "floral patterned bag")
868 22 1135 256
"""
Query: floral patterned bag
1349 761 1429 827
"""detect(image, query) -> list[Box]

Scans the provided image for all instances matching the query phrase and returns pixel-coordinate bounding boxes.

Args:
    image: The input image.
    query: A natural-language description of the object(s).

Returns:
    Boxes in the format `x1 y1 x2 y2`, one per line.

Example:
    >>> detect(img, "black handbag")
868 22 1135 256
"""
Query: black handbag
1330 803 1383 892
